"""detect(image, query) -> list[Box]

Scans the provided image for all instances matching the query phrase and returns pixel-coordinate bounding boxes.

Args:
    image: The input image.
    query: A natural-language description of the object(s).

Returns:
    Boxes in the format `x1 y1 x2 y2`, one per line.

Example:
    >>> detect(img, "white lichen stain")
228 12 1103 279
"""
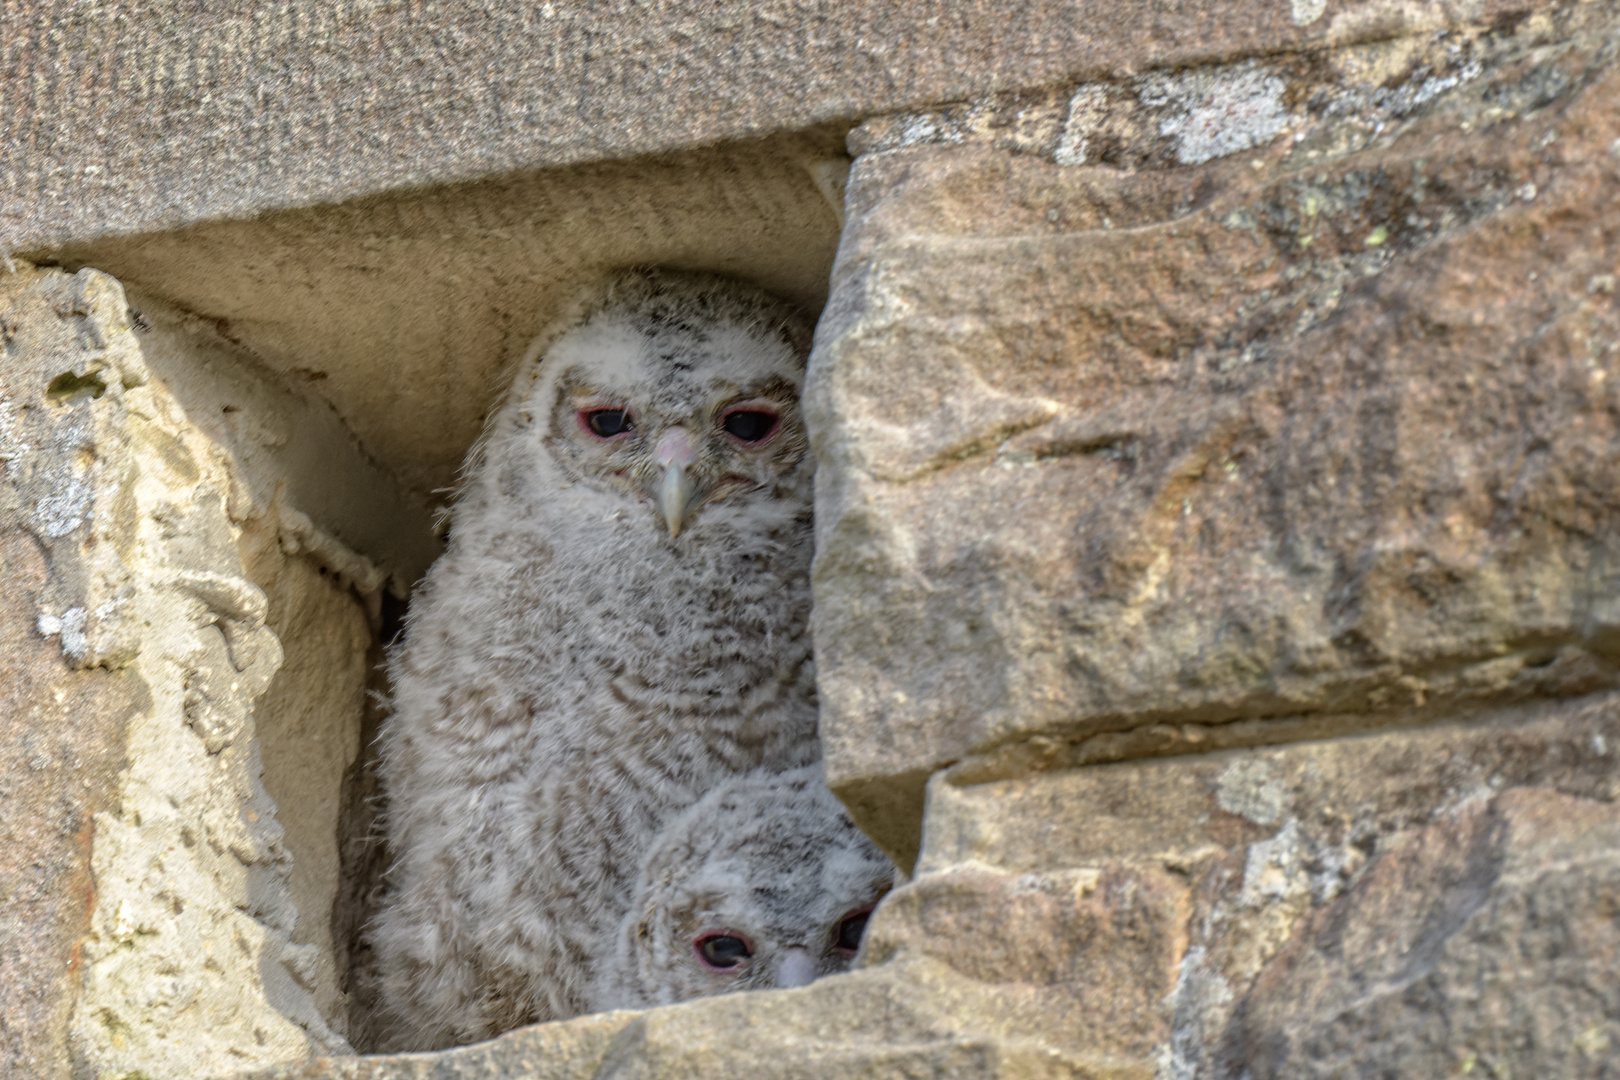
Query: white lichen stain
35 477 91 537
1055 84 1110 166
895 112 965 149
37 606 89 661
1323 53 1484 125
1240 818 1311 907
31 408 97 538
1216 757 1287 825
0 391 29 470
1157 945 1235 1080
1140 62 1290 165
1291 0 1327 25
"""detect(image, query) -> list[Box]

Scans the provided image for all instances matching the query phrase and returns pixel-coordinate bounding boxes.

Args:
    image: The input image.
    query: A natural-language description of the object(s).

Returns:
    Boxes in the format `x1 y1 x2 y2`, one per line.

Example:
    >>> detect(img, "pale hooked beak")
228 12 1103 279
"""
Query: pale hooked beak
775 947 818 989
660 463 697 537
654 427 699 537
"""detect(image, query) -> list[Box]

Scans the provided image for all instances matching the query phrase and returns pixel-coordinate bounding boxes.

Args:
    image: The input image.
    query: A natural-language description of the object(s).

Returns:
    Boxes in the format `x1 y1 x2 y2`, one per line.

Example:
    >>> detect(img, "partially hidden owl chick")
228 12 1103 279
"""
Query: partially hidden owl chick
372 271 820 1049
594 766 897 1011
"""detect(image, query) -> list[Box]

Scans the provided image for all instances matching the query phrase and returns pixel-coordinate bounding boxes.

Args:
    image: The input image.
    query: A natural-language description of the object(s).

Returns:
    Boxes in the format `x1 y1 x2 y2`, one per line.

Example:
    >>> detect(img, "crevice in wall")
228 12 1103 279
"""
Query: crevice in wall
7 120 850 1075
329 593 407 1054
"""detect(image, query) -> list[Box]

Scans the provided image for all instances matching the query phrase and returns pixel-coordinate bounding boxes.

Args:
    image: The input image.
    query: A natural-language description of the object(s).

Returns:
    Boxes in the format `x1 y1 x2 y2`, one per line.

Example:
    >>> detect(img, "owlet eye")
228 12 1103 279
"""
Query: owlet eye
834 907 872 953
694 931 753 971
582 408 634 438
721 409 777 444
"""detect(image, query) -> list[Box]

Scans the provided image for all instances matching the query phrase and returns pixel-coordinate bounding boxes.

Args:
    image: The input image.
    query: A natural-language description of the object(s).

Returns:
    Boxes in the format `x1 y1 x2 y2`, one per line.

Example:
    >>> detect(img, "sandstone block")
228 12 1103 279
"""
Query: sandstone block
1234 786 1620 1077
0 482 144 1079
920 691 1620 1077
0 264 424 1077
808 2 1620 862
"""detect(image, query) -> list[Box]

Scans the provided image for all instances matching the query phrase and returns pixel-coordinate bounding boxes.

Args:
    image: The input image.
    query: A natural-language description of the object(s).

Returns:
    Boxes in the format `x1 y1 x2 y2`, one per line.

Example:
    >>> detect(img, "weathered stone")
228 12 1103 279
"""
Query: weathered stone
249 869 1174 1080
130 292 440 591
918 690 1620 1077
10 4 1571 507
250 1011 634 1080
3 0 1553 257
0 264 431 1076
0 267 155 1078
808 2 1620 864
248 546 373 1037
1232 787 1620 1077
0 521 145 1079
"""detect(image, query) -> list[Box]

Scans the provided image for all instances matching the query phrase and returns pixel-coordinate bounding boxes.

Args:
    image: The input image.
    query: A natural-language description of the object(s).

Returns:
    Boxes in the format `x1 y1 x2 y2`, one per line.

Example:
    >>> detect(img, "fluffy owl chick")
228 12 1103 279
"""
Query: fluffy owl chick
372 270 820 1049
594 766 897 1011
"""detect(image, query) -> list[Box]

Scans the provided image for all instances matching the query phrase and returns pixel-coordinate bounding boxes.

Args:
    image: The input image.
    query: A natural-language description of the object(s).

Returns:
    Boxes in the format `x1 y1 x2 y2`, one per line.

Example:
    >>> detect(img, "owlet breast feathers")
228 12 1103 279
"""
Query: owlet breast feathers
372 270 850 1049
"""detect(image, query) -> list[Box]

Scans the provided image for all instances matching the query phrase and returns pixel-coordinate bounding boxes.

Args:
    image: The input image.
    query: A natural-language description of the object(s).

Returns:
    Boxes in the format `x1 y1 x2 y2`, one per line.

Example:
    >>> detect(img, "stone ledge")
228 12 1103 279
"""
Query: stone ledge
5 0 1551 254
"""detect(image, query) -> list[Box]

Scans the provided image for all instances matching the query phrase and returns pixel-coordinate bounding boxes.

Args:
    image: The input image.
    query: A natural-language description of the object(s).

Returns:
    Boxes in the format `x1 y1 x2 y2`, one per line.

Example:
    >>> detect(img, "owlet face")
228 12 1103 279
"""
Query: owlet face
668 842 890 997
605 768 897 1009
534 304 810 538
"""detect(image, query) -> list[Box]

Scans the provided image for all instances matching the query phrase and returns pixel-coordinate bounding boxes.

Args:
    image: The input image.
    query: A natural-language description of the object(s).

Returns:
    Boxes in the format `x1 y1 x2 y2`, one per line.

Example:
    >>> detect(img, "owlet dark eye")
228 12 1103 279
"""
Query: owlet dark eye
834 908 872 953
583 408 633 438
694 932 753 971
722 409 777 444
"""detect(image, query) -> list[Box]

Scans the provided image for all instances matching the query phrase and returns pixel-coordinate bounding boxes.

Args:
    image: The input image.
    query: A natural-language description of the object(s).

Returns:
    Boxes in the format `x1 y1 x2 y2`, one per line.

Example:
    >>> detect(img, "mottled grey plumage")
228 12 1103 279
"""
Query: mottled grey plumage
371 271 819 1049
593 766 896 1011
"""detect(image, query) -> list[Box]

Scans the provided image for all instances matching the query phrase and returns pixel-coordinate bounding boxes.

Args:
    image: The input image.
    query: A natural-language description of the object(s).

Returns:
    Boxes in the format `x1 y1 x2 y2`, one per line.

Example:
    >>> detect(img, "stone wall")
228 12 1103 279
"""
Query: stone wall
812 0 1620 868
0 266 434 1077
4 0 1620 1077
4 0 1547 254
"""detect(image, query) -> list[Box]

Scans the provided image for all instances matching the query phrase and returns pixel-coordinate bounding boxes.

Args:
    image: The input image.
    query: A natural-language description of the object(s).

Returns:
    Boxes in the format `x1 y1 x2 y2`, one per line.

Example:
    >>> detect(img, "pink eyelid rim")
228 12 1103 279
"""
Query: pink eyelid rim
833 905 876 953
576 406 633 440
719 403 781 444
692 929 756 972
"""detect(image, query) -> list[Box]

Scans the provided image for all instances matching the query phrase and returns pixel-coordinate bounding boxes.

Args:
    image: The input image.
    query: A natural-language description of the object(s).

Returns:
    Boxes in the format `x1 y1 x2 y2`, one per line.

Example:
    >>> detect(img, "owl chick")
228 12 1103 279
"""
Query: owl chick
371 270 820 1049
593 766 897 1011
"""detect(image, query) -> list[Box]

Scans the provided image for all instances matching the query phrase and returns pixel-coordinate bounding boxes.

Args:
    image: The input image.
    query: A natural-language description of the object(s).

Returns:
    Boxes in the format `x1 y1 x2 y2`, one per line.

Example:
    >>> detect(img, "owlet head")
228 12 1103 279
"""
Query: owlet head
601 767 897 1010
522 270 813 538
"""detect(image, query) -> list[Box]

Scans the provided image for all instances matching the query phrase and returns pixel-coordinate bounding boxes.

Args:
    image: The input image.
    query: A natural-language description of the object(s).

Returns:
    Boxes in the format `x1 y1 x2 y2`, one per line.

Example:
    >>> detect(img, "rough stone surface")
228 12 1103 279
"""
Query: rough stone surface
0 264 161 1080
2 0 1552 256
0 264 398 1076
920 691 1620 1078
248 1012 632 1080
129 290 440 595
0 477 145 1079
7 2 1566 506
808 2 1620 862
1233 788 1620 1077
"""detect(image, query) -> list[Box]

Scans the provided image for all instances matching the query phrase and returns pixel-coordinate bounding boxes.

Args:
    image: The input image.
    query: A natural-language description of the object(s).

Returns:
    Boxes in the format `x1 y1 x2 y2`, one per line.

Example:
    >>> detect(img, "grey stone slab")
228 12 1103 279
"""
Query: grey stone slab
4 0 1545 254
